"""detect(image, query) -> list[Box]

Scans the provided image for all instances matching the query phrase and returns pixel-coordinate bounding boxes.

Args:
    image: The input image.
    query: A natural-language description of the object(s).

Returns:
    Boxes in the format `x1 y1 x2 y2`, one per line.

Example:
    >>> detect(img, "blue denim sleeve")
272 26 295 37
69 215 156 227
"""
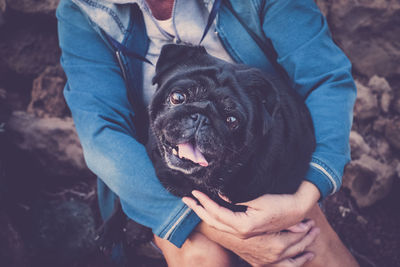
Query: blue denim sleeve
261 0 357 198
56 0 200 247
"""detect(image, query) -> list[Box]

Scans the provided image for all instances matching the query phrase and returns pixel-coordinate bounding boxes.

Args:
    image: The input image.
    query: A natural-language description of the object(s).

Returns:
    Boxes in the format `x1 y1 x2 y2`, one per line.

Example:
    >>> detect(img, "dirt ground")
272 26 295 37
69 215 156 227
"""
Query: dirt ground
324 179 400 267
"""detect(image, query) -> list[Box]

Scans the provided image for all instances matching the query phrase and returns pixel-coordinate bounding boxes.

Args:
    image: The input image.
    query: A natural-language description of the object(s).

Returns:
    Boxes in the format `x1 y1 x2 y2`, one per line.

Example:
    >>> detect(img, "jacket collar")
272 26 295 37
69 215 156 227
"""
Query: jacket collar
71 0 215 43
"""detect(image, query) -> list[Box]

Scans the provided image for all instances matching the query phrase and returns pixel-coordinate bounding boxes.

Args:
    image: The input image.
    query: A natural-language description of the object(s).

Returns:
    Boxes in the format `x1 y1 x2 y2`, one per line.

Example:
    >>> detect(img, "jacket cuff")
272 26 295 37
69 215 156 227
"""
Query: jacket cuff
156 205 201 248
305 158 340 199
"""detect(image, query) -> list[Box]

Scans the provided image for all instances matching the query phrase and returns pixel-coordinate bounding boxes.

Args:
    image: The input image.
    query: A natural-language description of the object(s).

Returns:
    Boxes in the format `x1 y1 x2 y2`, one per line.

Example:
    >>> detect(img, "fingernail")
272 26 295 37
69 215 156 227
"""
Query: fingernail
298 220 314 230
307 253 315 261
218 193 231 203
295 222 308 230
306 220 315 227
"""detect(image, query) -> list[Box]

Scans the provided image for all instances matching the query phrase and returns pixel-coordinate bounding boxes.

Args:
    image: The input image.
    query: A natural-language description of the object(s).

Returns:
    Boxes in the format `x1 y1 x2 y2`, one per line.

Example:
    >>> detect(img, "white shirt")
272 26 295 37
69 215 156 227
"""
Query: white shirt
135 0 234 105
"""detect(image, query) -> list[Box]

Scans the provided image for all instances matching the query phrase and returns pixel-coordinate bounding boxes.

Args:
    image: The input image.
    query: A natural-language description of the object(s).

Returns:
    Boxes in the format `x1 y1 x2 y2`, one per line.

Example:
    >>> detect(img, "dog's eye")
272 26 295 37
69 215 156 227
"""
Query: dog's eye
226 116 239 130
169 91 186 105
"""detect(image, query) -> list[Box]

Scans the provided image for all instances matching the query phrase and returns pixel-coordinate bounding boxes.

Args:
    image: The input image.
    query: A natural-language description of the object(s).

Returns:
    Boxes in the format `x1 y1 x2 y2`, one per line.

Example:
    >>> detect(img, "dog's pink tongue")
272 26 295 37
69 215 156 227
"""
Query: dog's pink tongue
177 143 208 167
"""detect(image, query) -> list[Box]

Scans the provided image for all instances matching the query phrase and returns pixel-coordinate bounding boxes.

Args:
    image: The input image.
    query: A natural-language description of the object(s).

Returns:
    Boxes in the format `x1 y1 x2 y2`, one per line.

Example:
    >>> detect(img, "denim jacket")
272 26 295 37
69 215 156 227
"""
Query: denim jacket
56 0 356 247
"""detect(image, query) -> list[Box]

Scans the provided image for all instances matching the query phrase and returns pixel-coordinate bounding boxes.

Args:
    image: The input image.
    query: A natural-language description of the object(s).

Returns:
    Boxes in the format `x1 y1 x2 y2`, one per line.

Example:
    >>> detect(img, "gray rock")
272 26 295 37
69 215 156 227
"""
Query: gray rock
368 75 393 113
0 0 6 26
368 75 392 94
380 92 392 113
0 88 10 123
349 131 371 159
375 139 392 163
27 65 68 118
0 88 5 99
328 0 400 77
0 213 28 267
6 0 60 16
0 26 60 76
343 154 396 208
394 97 400 115
314 0 330 17
0 0 5 12
369 137 392 163
385 117 400 151
7 111 92 179
353 80 379 120
373 116 389 134
31 199 97 265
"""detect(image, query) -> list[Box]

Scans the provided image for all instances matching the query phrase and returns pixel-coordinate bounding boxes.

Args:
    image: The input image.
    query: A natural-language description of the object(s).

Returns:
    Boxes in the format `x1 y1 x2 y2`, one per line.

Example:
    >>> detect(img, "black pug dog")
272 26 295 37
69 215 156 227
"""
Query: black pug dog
97 44 316 251
146 44 316 210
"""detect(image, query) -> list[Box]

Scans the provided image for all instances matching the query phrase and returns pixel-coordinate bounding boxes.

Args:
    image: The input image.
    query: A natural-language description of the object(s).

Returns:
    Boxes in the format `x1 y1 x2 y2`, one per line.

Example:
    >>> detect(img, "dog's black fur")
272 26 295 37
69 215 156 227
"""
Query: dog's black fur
146 44 316 209
97 44 316 251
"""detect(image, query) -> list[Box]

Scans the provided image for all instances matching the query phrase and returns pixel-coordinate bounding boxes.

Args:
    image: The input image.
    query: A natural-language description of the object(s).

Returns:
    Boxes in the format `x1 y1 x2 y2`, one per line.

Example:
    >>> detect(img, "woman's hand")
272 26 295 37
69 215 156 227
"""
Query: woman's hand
182 181 320 239
196 220 319 267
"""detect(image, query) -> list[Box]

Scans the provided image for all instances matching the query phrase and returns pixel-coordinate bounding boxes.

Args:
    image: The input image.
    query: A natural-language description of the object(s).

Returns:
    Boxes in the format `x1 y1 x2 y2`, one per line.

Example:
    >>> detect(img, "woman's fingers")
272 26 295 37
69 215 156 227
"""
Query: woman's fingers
191 191 233 220
190 191 249 229
290 252 315 266
286 220 315 233
185 190 314 240
280 227 320 260
183 191 259 238
273 252 314 267
182 196 238 234
217 192 231 203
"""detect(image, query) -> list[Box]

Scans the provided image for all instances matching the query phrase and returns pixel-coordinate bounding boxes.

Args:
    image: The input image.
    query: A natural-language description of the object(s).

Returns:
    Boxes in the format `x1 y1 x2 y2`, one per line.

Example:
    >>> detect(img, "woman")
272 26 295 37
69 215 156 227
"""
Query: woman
57 0 358 265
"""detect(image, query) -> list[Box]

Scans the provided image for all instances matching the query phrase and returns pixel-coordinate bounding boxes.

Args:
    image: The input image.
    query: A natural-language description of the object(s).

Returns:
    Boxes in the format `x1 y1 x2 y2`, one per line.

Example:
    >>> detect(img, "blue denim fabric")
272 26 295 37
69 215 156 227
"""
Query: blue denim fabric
261 0 356 197
57 0 356 248
216 0 356 197
57 0 200 248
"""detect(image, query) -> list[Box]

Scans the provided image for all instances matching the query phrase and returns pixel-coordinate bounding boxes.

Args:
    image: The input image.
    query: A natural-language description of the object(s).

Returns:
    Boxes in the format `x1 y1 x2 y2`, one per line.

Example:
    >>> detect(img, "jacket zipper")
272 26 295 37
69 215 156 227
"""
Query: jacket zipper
115 50 128 83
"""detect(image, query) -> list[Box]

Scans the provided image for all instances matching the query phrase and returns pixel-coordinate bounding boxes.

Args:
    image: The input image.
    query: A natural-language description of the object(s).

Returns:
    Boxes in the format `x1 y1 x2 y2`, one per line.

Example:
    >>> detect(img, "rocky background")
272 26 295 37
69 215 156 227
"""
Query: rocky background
0 0 399 266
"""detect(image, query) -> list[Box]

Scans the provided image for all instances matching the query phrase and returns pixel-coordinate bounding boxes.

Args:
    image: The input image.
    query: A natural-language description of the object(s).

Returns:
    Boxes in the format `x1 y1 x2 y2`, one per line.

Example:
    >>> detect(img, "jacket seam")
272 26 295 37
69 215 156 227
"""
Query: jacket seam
163 207 192 240
76 0 128 35
216 16 244 64
158 205 187 239
250 0 263 14
310 158 340 194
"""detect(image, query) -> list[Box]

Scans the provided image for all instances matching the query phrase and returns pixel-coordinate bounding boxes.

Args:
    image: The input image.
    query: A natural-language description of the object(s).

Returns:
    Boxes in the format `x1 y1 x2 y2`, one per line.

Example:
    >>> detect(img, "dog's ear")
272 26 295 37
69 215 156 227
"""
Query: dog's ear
152 44 207 85
237 69 280 135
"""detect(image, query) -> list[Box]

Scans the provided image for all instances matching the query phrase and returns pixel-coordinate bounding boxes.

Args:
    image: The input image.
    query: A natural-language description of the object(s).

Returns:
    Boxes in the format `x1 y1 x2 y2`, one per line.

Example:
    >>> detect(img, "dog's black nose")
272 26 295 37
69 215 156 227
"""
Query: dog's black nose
190 113 210 125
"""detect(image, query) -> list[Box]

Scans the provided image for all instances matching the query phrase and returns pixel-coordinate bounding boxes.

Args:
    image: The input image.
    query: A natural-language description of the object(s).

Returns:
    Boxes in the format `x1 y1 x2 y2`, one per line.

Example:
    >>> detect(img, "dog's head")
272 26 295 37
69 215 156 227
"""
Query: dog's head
149 44 280 188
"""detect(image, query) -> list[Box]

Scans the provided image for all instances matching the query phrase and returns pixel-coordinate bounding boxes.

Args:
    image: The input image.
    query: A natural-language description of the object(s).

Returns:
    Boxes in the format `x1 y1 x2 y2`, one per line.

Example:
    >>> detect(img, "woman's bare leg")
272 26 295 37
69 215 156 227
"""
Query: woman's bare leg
154 205 358 267
304 204 359 267
153 231 234 267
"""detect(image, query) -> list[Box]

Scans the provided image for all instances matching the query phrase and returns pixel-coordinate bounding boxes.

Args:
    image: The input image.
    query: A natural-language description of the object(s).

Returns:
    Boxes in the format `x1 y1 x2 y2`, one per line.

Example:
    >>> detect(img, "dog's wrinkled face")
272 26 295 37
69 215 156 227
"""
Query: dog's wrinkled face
149 45 278 186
